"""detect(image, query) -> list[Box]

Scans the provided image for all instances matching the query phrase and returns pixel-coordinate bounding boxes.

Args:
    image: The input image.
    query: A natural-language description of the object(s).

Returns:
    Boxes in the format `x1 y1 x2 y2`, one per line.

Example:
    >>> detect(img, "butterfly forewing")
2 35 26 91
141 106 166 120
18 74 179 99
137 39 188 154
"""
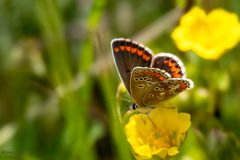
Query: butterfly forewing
111 38 152 94
151 53 186 78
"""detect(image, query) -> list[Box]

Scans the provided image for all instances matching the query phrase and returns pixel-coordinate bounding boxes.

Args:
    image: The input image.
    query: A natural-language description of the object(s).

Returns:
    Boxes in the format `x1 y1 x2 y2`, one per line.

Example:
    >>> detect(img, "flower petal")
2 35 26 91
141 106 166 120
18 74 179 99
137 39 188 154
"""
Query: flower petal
168 147 179 156
178 113 191 132
124 105 191 159
135 144 152 159
149 107 178 131
172 6 240 60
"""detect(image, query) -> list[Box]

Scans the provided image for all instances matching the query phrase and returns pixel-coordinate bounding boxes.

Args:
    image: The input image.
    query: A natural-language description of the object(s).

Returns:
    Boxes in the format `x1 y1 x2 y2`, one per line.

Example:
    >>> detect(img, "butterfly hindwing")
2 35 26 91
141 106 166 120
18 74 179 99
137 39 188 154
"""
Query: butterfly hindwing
111 38 152 94
130 67 171 107
151 53 186 78
142 78 193 107
130 67 193 108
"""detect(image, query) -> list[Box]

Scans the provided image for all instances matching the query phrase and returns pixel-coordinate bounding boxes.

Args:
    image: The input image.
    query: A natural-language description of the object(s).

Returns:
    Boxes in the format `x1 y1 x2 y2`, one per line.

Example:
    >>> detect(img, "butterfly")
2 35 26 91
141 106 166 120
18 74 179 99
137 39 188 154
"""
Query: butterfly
111 38 194 110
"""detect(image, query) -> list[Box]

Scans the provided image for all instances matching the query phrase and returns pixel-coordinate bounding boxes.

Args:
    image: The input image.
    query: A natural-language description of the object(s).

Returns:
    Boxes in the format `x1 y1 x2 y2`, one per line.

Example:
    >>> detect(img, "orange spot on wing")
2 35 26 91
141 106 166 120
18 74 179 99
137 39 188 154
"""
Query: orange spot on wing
145 56 151 61
171 66 178 72
148 72 166 80
137 50 143 56
131 47 137 53
142 70 167 80
164 60 169 65
173 73 181 78
143 54 151 61
120 46 125 51
146 71 154 76
159 76 165 80
179 83 187 90
156 73 166 80
164 60 175 67
169 62 175 67
171 66 181 78
114 47 119 52
126 46 131 52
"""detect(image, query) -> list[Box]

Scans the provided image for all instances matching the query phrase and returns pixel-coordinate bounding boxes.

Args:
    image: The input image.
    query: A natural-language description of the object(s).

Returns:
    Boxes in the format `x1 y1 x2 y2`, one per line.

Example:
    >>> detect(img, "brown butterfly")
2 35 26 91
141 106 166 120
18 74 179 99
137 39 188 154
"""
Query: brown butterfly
111 38 194 110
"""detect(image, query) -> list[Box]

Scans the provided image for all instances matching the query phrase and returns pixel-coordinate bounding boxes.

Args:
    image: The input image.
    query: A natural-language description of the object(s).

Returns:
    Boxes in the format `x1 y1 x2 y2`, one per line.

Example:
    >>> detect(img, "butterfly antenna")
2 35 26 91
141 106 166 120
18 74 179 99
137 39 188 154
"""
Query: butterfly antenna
118 98 132 103
107 97 132 103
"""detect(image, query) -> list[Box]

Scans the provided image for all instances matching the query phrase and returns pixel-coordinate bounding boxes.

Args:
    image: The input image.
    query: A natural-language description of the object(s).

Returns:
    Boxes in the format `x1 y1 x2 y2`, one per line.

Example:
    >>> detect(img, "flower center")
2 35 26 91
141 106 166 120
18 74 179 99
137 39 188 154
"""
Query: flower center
147 128 177 150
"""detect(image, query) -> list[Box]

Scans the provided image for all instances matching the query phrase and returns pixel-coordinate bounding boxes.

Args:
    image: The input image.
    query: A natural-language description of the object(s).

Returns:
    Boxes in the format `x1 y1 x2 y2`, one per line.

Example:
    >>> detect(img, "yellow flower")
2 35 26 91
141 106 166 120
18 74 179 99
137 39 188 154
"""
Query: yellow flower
125 107 191 160
172 7 240 60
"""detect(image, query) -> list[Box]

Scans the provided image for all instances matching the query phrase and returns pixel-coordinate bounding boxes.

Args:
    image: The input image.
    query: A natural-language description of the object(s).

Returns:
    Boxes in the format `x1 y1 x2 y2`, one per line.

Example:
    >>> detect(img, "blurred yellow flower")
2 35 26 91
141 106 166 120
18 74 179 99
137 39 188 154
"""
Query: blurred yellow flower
172 7 240 60
125 107 191 160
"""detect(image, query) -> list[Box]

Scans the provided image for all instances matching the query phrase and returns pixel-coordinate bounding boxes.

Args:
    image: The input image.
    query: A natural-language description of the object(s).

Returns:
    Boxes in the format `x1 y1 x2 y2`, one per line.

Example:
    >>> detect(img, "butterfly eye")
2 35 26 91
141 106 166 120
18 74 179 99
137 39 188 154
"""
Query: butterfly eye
131 103 137 110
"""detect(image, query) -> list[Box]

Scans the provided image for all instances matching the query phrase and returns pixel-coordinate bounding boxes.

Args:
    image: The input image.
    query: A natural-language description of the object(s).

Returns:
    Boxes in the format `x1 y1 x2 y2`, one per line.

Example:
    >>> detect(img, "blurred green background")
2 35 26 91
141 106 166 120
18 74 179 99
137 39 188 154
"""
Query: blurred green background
0 0 240 159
